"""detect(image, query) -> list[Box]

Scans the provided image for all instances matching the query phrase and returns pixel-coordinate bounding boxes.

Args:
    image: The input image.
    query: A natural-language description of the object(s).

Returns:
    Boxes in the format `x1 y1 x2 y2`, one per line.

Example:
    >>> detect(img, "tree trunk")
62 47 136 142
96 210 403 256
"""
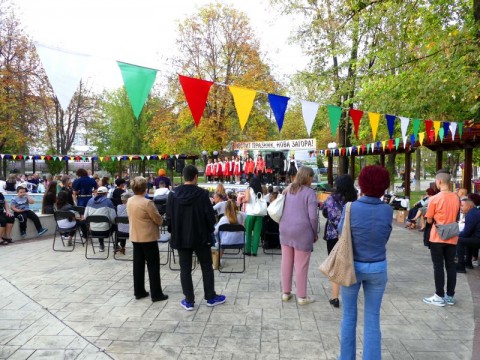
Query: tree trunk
415 149 421 191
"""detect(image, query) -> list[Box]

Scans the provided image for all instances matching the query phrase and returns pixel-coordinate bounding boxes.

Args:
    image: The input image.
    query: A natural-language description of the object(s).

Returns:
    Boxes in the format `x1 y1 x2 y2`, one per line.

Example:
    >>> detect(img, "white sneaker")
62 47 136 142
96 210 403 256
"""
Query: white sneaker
282 293 293 302
422 294 446 307
472 260 479 267
297 296 314 305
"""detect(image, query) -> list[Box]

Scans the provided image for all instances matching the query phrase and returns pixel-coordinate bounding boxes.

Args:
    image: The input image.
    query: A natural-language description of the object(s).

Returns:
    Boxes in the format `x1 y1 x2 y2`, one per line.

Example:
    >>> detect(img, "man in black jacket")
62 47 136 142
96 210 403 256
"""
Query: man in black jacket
166 165 226 311
456 196 480 273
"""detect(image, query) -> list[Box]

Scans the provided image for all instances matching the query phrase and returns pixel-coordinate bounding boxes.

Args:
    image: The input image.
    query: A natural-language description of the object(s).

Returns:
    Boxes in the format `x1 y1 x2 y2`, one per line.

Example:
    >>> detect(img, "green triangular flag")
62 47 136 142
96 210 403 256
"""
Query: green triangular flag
412 119 420 138
395 138 400 150
327 105 342 137
140 155 145 160
117 61 157 119
439 128 445 142
53 156 58 161
366 143 371 153
458 122 463 138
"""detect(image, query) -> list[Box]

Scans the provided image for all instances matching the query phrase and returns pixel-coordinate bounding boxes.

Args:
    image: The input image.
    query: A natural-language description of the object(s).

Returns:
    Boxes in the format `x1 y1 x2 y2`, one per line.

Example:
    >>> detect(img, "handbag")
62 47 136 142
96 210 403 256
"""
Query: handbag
251 192 267 216
435 222 459 240
267 194 285 223
318 202 357 287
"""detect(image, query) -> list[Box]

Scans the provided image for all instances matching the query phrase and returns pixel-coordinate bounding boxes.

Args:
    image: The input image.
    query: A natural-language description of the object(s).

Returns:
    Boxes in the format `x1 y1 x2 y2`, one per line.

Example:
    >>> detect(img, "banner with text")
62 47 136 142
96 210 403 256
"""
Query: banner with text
234 138 316 151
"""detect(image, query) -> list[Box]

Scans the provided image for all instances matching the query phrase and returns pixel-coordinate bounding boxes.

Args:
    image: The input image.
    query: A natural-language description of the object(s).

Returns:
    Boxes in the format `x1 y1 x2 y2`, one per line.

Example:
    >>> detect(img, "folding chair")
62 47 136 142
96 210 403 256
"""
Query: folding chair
153 198 167 216
114 216 132 261
157 229 171 266
218 224 246 273
85 215 113 260
52 210 78 252
262 216 282 255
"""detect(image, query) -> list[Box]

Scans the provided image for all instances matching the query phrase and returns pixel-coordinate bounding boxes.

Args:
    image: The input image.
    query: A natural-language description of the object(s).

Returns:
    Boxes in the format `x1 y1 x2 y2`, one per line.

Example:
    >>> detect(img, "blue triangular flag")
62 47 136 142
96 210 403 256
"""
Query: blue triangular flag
268 94 290 131
386 114 396 139
410 134 416 145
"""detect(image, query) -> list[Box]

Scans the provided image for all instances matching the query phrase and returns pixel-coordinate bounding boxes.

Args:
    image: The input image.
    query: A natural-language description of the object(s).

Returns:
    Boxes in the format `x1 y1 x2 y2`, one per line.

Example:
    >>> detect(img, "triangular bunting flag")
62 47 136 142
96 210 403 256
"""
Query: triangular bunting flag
368 112 381 140
35 43 91 111
146 155 151 160
402 136 408 149
433 121 441 140
450 122 457 140
268 94 290 131
381 140 386 151
12 155 17 160
395 138 400 150
425 120 433 134
412 119 421 138
388 139 393 151
410 134 416 146
439 128 445 142
428 129 435 143
118 61 157 119
178 75 214 127
300 100 320 136
366 144 371 153
99 157 104 161
386 114 396 139
229 86 257 130
458 122 463 138
327 105 342 137
419 132 425 145
399 117 409 138
349 108 364 139
443 122 450 137
128 156 133 161
40 155 45 160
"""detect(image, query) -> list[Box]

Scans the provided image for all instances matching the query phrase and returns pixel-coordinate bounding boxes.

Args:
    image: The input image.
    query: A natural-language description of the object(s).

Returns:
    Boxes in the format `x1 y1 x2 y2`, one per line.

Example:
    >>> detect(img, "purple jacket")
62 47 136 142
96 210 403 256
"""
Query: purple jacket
279 186 319 252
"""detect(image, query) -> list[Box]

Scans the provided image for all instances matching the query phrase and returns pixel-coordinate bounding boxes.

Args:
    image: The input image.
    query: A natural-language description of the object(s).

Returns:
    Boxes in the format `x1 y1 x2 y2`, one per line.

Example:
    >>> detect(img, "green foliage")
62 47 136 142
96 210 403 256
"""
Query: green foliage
44 159 64 176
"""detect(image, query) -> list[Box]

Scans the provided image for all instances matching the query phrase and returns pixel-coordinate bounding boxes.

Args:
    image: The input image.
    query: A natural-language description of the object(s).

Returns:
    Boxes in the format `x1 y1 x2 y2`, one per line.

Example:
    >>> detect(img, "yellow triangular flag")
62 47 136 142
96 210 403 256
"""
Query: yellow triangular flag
128 156 133 161
229 86 256 130
12 155 17 160
40 155 45 160
368 112 381 140
433 121 441 140
419 132 425 145
99 157 104 162
381 140 386 151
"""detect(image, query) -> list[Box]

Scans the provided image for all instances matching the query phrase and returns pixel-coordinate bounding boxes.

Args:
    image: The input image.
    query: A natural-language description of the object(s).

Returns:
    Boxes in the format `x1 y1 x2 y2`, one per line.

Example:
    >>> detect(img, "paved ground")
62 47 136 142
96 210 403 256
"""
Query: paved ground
0 221 477 360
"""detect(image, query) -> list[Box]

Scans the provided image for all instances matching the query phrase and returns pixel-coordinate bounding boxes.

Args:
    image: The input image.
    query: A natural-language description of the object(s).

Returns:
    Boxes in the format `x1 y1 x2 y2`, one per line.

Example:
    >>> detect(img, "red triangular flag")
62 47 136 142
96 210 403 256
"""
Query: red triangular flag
349 108 364 139
388 139 393 151
178 75 214 127
425 119 433 135
428 129 435 143
361 144 366 154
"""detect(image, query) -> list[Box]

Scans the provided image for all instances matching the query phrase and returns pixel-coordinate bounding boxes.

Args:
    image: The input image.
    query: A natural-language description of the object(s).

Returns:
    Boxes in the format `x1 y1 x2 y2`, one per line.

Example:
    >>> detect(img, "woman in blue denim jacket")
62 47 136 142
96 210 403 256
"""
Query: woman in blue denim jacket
337 166 392 360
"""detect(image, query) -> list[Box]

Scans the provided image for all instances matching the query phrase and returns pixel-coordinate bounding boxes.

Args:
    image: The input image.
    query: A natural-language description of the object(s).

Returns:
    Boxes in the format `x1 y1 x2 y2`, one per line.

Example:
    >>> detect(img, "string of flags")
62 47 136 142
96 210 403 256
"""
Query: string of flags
34 44 469 144
0 154 198 162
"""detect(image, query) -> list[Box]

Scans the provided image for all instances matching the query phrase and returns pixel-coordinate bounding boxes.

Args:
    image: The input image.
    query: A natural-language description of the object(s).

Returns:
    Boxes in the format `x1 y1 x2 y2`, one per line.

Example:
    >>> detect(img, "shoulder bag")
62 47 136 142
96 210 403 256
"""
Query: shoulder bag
251 192 268 216
267 194 285 223
318 202 357 287
435 223 459 240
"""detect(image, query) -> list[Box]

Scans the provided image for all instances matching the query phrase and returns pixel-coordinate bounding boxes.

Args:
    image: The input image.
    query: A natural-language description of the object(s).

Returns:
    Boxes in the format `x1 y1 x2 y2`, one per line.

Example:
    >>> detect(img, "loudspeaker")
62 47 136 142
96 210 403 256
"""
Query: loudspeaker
272 152 284 170
176 158 185 174
167 157 176 170
265 153 273 169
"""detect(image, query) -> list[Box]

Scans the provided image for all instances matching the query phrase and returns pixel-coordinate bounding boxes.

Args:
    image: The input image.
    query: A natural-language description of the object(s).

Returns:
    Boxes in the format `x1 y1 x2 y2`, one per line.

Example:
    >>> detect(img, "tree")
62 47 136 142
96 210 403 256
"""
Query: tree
150 3 282 155
0 0 46 153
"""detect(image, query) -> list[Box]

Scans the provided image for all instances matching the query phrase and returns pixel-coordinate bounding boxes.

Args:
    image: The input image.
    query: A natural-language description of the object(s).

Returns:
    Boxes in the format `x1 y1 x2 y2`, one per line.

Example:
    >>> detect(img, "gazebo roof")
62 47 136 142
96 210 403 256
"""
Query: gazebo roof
423 120 480 152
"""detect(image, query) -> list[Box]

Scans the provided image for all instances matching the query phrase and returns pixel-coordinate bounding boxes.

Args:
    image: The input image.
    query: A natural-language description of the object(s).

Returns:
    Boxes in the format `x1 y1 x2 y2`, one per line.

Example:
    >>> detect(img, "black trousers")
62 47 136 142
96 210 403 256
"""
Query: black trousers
177 245 216 304
456 236 480 269
14 210 43 233
132 241 164 299
430 242 457 297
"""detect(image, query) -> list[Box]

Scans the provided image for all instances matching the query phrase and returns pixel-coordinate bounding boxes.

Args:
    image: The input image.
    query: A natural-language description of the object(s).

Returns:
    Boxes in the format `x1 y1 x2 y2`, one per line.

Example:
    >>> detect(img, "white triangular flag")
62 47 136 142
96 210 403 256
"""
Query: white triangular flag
399 117 410 138
450 122 457 140
300 100 320 136
35 43 91 111
403 136 408 149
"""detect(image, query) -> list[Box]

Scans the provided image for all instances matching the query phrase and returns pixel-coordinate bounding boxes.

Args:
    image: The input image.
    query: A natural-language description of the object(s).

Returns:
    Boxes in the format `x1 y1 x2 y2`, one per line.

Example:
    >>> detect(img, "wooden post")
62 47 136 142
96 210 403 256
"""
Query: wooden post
65 159 69 174
405 151 411 199
349 153 355 180
464 147 473 193
91 158 95 175
380 154 385 167
32 158 36 174
436 151 443 172
327 153 333 186
142 158 146 177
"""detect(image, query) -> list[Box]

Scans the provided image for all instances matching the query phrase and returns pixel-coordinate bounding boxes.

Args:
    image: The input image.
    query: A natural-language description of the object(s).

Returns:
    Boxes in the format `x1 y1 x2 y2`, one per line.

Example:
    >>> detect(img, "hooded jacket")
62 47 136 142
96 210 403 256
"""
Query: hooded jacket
84 195 116 232
166 184 216 249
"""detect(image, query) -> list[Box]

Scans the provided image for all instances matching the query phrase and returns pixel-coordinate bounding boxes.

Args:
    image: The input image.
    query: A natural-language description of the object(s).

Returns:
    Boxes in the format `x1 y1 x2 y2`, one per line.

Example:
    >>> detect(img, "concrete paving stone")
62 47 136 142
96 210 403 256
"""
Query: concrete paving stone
99 327 146 341
6 349 35 360
278 329 320 342
383 338 414 359
261 317 302 331
157 332 202 347
148 320 179 332
401 339 470 354
0 345 19 358
411 352 466 360
214 337 261 354
140 331 162 342
176 322 207 334
198 336 217 348
0 320 36 331
148 343 183 358
230 325 261 339
27 349 81 359
106 340 155 354
255 354 280 360
203 325 232 338
178 347 215 359
209 312 247 326
278 339 326 359
21 335 76 350
0 330 22 345
211 351 233 360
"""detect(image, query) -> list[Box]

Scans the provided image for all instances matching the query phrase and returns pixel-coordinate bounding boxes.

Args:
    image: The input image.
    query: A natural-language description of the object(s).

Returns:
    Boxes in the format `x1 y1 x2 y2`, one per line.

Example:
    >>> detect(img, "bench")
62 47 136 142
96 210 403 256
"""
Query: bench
10 214 56 242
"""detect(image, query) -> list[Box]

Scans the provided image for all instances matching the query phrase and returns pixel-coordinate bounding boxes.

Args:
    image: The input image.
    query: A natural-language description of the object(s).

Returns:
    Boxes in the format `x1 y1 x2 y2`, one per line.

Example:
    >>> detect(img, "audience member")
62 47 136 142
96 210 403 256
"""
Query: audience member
41 181 57 214
111 178 127 207
0 191 15 244
127 177 168 302
455 197 480 273
153 180 170 200
115 191 133 255
10 185 48 238
84 186 116 252
154 169 171 189
242 177 265 256
166 165 225 311
279 166 318 305
60 175 74 205
73 168 98 207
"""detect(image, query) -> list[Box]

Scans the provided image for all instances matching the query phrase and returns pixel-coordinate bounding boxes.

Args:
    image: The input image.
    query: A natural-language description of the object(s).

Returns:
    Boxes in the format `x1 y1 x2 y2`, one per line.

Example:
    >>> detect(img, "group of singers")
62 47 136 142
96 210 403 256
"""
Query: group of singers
204 154 298 184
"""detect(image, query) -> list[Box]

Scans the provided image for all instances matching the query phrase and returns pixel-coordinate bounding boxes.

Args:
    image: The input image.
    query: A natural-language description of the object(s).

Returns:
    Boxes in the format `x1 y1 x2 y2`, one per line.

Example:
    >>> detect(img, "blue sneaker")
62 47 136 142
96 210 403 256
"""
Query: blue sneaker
20 232 27 238
180 299 194 311
38 228 48 236
207 295 226 307
444 295 456 306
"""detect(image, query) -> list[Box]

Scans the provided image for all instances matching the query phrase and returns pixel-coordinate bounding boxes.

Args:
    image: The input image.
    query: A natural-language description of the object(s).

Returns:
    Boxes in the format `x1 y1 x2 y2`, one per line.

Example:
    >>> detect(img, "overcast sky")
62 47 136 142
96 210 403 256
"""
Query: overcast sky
14 0 308 90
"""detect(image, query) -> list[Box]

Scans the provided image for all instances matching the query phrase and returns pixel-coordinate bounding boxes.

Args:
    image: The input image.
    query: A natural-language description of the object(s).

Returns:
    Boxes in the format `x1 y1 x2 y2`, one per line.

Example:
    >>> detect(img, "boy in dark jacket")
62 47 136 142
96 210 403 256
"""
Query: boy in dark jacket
166 165 226 311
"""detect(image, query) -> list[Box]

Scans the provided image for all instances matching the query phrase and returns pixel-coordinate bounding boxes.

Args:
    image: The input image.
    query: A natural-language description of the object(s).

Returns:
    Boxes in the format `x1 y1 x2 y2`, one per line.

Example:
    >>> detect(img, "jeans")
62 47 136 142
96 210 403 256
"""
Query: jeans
339 268 387 360
429 242 456 297
245 215 263 255
132 241 164 299
456 237 480 269
177 245 216 304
